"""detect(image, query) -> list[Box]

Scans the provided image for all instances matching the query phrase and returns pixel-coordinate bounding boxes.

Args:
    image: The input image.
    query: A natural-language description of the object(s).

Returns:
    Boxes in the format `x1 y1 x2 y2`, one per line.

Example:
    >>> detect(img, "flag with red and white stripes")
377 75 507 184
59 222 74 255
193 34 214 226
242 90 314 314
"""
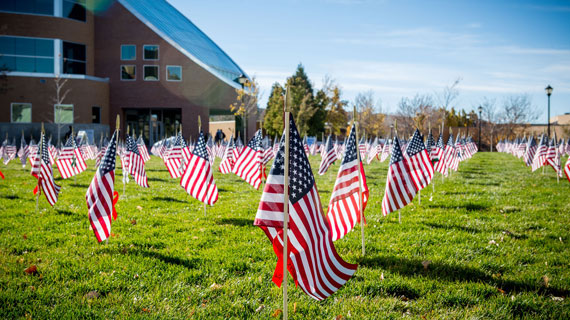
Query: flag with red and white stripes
137 135 150 162
326 123 369 241
164 133 185 178
405 129 434 191
254 117 357 301
380 140 391 163
523 136 537 167
18 134 29 167
232 130 263 189
126 134 149 188
56 134 86 179
531 135 548 172
86 131 118 242
564 157 570 181
381 136 416 216
219 136 236 174
318 135 337 175
37 132 61 207
546 138 561 176
180 131 218 205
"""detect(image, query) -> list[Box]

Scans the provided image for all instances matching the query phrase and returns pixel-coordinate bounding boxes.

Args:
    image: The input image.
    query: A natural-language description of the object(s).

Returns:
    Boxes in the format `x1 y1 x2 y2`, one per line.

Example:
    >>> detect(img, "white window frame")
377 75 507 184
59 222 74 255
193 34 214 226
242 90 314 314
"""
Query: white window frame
120 44 136 61
166 65 182 82
120 65 136 81
142 44 159 61
143 65 159 81
10 102 32 123
54 104 74 124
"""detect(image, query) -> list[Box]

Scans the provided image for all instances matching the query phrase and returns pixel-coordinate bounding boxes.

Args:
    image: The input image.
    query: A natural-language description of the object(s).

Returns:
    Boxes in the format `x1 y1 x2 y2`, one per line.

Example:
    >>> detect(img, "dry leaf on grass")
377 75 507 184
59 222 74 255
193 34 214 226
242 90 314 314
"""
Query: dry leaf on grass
24 265 38 275
497 288 506 294
85 291 99 299
131 219 137 225
141 308 151 313
422 260 431 270
543 275 550 287
136 206 143 211
209 283 222 290
272 309 282 317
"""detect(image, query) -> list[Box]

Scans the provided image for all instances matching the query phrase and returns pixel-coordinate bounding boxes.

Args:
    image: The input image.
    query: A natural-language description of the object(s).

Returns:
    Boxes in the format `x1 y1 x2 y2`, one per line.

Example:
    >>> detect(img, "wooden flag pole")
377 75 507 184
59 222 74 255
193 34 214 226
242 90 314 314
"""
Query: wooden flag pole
282 87 291 320
394 120 401 224
198 116 206 216
554 132 560 184
72 126 78 185
123 125 129 197
430 123 435 194
441 123 445 183
353 106 365 256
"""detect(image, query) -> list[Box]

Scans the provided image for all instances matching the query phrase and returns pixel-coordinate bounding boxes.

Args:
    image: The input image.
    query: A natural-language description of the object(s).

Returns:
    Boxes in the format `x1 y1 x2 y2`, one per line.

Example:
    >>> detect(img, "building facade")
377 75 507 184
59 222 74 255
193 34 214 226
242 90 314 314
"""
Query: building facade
0 0 253 145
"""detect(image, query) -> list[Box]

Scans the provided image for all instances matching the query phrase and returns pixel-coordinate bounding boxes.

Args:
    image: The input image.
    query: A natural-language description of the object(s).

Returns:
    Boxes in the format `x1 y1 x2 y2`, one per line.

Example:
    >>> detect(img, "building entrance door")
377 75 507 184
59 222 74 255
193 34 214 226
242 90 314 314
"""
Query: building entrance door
124 108 180 147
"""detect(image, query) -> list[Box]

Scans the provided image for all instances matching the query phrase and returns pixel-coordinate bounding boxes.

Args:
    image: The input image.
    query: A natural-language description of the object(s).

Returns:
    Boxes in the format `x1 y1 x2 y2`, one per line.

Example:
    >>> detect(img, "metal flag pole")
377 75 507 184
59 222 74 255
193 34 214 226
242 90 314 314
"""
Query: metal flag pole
353 106 365 256
554 132 560 184
36 123 44 213
430 123 435 194
282 86 291 320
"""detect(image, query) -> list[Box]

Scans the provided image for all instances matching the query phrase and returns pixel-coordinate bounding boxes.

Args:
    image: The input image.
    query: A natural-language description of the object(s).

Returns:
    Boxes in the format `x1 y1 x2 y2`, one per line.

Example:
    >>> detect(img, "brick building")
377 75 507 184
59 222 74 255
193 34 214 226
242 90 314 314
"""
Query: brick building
0 0 252 145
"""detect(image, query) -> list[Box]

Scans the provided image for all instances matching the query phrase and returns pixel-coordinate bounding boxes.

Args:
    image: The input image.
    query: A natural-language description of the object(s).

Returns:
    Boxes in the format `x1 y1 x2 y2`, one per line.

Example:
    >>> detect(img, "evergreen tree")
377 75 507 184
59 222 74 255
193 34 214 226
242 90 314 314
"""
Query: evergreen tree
263 83 285 136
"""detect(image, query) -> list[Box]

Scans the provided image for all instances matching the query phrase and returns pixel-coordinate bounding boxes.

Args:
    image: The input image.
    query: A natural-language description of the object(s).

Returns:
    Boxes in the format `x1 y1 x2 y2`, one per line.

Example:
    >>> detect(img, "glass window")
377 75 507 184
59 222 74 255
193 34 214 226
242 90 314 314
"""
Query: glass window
0 36 54 73
143 65 159 81
166 66 182 81
11 103 32 123
62 0 86 22
92 106 100 124
143 45 159 60
121 65 136 80
62 41 86 75
55 104 74 123
121 45 136 60
0 0 54 16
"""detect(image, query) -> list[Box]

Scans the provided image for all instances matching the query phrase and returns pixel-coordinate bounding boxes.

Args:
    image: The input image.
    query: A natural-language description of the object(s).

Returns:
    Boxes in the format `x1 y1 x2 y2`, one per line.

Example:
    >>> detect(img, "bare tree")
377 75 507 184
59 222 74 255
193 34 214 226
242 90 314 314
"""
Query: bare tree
230 76 260 141
50 77 72 145
480 97 499 151
499 94 539 139
437 77 462 111
396 93 435 135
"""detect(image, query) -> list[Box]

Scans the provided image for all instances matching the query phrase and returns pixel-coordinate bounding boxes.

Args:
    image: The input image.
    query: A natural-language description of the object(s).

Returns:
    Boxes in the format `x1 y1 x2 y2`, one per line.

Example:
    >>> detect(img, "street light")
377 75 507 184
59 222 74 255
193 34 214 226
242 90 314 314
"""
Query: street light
236 74 249 141
545 85 553 137
478 105 483 151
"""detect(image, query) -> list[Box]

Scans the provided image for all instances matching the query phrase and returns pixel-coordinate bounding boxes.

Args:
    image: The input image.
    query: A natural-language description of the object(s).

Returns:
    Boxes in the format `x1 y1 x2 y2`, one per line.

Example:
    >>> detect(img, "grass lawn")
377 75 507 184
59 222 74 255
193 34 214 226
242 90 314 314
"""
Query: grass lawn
1 152 569 319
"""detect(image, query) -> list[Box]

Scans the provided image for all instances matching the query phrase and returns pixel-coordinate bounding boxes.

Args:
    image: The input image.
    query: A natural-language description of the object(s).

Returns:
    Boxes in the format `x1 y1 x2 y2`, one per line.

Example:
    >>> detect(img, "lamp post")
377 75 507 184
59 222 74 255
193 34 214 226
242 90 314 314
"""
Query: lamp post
237 75 249 140
545 85 553 137
478 106 483 151
465 115 470 136
389 124 394 139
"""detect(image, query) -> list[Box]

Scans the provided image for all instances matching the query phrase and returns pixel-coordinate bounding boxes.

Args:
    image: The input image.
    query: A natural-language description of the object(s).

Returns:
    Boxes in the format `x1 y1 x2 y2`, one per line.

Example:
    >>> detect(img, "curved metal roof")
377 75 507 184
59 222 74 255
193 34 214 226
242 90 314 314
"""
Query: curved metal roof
119 0 248 89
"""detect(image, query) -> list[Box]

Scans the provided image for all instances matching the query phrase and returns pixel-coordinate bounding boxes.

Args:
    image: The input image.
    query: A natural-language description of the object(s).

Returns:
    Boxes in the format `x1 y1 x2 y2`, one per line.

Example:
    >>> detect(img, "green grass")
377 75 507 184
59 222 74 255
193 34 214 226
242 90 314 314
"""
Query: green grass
1 153 569 319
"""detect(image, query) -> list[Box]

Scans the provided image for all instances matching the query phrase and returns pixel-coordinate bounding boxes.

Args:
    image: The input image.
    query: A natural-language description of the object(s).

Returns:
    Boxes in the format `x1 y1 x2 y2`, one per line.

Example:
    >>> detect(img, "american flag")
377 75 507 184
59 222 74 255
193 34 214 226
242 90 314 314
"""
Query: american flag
18 134 29 167
434 134 453 176
381 136 417 216
96 137 108 168
380 139 391 162
405 129 434 191
358 135 366 159
366 137 380 164
431 133 444 162
219 135 236 174
425 131 434 159
180 131 219 205
318 134 337 175
56 134 86 179
2 138 17 165
531 135 548 172
86 131 118 242
164 133 185 178
545 138 561 176
254 117 357 301
37 132 61 207
126 134 149 188
303 136 310 155
137 135 150 162
232 129 263 189
564 157 570 181
326 123 369 241
523 136 537 167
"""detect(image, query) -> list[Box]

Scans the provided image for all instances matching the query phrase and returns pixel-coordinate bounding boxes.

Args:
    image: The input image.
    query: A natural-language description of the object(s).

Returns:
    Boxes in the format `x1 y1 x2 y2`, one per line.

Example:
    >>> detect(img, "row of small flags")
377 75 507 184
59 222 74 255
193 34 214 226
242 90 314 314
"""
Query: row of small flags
497 134 570 182
1 121 478 304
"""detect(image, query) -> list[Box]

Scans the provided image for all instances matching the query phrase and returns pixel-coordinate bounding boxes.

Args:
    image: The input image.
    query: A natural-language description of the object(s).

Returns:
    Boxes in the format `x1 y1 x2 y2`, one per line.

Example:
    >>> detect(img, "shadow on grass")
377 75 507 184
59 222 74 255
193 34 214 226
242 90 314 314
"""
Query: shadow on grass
360 255 569 297
0 194 20 200
424 222 483 234
102 246 200 270
471 181 500 187
152 196 186 203
56 209 74 216
217 218 254 227
71 183 89 189
429 202 489 211
148 177 169 182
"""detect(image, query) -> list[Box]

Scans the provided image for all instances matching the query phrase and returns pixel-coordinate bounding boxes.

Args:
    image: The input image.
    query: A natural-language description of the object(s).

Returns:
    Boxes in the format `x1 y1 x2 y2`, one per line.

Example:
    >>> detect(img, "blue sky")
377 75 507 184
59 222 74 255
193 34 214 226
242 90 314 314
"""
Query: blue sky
169 0 570 123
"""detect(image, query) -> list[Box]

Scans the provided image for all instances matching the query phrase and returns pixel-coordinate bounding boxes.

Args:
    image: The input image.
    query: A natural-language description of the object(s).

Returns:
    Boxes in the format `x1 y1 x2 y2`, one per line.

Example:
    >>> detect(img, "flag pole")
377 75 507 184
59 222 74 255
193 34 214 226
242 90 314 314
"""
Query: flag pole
36 123 44 214
72 126 77 185
430 123 435 194
394 120 401 224
554 132 560 184
123 125 129 197
353 106 365 256
198 116 207 217
441 122 445 183
282 86 291 320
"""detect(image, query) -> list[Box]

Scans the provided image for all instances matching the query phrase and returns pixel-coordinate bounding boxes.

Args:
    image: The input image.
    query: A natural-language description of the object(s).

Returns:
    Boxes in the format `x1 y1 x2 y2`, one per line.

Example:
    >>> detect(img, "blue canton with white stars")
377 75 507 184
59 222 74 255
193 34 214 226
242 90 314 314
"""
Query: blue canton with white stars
175 132 187 148
406 129 427 157
248 130 263 151
390 137 404 166
40 133 50 164
425 131 433 154
325 135 334 152
342 124 358 165
271 118 315 204
99 132 117 176
193 132 209 161
126 134 140 155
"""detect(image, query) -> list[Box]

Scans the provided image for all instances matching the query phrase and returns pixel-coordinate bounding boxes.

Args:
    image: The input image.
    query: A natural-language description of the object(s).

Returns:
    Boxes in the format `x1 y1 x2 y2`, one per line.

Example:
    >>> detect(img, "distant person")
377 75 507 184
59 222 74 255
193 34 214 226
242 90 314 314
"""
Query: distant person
215 129 226 144
63 125 72 141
